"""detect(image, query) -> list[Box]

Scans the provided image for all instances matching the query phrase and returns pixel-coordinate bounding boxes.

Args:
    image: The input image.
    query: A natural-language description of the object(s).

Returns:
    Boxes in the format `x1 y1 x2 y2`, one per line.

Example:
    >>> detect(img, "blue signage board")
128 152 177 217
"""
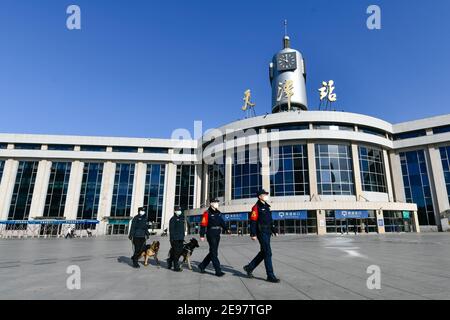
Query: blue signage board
272 210 308 220
378 219 385 227
188 215 202 223
223 213 248 222
335 210 369 219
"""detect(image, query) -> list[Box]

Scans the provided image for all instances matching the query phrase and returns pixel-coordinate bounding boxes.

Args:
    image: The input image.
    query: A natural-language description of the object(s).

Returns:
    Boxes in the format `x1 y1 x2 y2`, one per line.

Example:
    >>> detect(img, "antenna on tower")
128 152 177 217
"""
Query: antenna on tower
283 19 290 48
284 19 288 37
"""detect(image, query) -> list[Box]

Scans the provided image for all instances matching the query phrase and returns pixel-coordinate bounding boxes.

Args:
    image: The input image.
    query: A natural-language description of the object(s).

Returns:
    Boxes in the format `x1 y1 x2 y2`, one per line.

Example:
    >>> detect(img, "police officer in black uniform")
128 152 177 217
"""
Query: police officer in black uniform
167 206 185 272
198 198 230 277
243 190 280 283
129 206 150 268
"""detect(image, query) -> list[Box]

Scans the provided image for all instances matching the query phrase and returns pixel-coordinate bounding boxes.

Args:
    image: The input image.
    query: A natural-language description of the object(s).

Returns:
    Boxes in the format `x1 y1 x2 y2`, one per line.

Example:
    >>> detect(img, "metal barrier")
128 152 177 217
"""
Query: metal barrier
0 220 100 239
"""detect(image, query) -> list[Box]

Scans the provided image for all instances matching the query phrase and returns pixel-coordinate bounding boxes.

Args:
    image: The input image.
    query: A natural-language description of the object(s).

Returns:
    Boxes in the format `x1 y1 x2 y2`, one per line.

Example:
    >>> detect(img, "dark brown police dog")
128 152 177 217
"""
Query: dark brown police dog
174 238 199 270
139 240 160 266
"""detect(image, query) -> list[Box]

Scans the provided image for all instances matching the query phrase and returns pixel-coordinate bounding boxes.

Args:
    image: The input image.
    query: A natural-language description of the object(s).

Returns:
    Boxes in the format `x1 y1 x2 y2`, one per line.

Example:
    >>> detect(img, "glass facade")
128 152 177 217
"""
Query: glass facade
440 146 450 204
111 163 135 217
359 146 387 193
8 161 39 220
175 164 195 210
315 144 355 195
208 156 225 202
270 145 309 196
400 150 435 225
77 163 104 220
144 164 165 229
43 162 72 217
232 146 262 199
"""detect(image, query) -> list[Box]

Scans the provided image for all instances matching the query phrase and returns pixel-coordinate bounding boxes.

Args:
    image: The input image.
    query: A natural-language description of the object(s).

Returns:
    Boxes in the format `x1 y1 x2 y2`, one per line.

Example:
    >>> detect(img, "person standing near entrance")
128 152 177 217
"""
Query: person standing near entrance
167 206 185 272
129 206 149 268
198 198 230 277
243 189 280 283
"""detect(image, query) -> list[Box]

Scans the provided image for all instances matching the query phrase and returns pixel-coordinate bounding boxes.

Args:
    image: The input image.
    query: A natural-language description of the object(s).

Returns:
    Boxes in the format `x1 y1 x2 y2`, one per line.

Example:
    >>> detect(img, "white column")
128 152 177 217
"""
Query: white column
316 210 327 235
131 162 147 217
63 161 84 220
351 144 363 200
162 162 177 230
194 164 202 208
307 143 318 199
97 161 116 235
29 160 52 219
0 160 19 220
389 152 406 202
427 146 449 230
376 210 385 234
383 149 395 202
413 211 421 233
260 141 271 193
224 152 232 204
201 163 209 207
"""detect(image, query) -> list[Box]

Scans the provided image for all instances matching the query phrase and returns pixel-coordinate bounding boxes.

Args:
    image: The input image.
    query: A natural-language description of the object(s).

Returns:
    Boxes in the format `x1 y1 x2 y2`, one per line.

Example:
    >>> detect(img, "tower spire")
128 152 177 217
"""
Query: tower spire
283 19 290 48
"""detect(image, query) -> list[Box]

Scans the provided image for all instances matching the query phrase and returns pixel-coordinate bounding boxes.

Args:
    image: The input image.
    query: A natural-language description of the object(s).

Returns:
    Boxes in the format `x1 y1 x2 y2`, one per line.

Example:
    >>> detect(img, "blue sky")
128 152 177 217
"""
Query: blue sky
0 0 449 138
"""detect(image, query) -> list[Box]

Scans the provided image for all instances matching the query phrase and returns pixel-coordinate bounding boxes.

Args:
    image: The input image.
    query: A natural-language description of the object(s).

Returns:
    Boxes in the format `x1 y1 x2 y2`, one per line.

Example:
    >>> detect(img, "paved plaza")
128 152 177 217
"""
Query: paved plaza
1 233 450 300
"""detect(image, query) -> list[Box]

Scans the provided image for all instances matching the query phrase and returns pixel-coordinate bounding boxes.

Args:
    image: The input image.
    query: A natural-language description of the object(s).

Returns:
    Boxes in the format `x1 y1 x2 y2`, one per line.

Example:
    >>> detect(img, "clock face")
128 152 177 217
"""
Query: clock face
277 52 297 71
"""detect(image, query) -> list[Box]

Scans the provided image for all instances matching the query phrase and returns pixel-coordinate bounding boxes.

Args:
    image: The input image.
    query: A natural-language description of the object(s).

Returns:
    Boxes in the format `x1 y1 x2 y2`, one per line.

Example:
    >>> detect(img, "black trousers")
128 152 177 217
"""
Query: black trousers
131 237 146 261
199 234 221 273
168 240 184 263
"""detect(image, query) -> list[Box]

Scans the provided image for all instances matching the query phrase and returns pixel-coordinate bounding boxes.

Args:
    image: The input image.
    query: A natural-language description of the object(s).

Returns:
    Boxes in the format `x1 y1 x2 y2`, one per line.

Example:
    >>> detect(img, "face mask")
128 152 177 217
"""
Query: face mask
175 211 182 216
139 211 145 216
211 202 219 209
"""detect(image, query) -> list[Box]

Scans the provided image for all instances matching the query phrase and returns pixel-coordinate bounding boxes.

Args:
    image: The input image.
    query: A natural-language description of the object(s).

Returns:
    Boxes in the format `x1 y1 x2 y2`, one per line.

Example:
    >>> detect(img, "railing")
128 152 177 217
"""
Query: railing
0 219 99 239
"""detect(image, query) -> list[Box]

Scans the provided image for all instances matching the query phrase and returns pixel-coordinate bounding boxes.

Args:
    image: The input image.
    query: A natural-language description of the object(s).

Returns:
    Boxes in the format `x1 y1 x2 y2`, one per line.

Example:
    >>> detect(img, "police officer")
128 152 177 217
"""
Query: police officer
198 198 230 277
129 206 150 268
243 190 280 283
167 206 185 272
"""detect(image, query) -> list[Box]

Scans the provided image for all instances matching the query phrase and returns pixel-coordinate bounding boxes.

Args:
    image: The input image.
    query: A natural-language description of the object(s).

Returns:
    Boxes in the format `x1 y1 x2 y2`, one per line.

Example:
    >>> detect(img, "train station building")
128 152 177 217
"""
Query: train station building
1 35 449 237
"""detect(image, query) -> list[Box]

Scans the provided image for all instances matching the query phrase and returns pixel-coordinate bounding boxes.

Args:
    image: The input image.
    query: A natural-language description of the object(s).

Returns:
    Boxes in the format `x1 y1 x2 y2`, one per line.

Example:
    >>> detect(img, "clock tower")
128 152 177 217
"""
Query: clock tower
269 35 308 112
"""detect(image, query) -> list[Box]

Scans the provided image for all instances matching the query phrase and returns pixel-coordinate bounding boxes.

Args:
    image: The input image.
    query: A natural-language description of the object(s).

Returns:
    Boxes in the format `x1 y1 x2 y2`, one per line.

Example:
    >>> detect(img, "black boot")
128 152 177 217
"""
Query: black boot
173 261 182 272
167 259 173 270
132 259 140 268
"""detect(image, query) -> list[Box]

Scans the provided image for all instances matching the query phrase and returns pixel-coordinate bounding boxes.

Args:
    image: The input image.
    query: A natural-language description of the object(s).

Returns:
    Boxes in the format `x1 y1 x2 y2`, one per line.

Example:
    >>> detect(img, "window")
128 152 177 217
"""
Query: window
80 145 107 152
175 165 195 210
313 123 354 131
111 163 135 217
433 125 450 135
77 163 103 220
14 143 41 150
440 146 450 205
208 156 225 202
43 162 72 217
400 150 435 225
0 143 7 149
393 130 427 141
8 161 39 220
112 146 138 153
143 147 169 154
232 146 262 199
143 164 165 229
47 144 74 151
270 145 309 196
315 144 355 195
266 124 309 132
359 127 387 138
359 146 387 193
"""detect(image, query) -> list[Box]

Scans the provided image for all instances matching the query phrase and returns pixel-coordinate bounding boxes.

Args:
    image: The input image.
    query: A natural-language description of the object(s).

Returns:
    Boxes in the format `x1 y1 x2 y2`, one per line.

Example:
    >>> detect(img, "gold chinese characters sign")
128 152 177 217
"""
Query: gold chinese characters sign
277 79 294 111
318 80 337 110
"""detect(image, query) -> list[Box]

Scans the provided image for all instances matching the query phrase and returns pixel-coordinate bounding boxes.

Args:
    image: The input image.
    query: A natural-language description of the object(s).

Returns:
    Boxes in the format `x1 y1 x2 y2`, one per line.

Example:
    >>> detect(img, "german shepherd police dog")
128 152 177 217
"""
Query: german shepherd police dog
168 238 199 270
139 240 160 266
